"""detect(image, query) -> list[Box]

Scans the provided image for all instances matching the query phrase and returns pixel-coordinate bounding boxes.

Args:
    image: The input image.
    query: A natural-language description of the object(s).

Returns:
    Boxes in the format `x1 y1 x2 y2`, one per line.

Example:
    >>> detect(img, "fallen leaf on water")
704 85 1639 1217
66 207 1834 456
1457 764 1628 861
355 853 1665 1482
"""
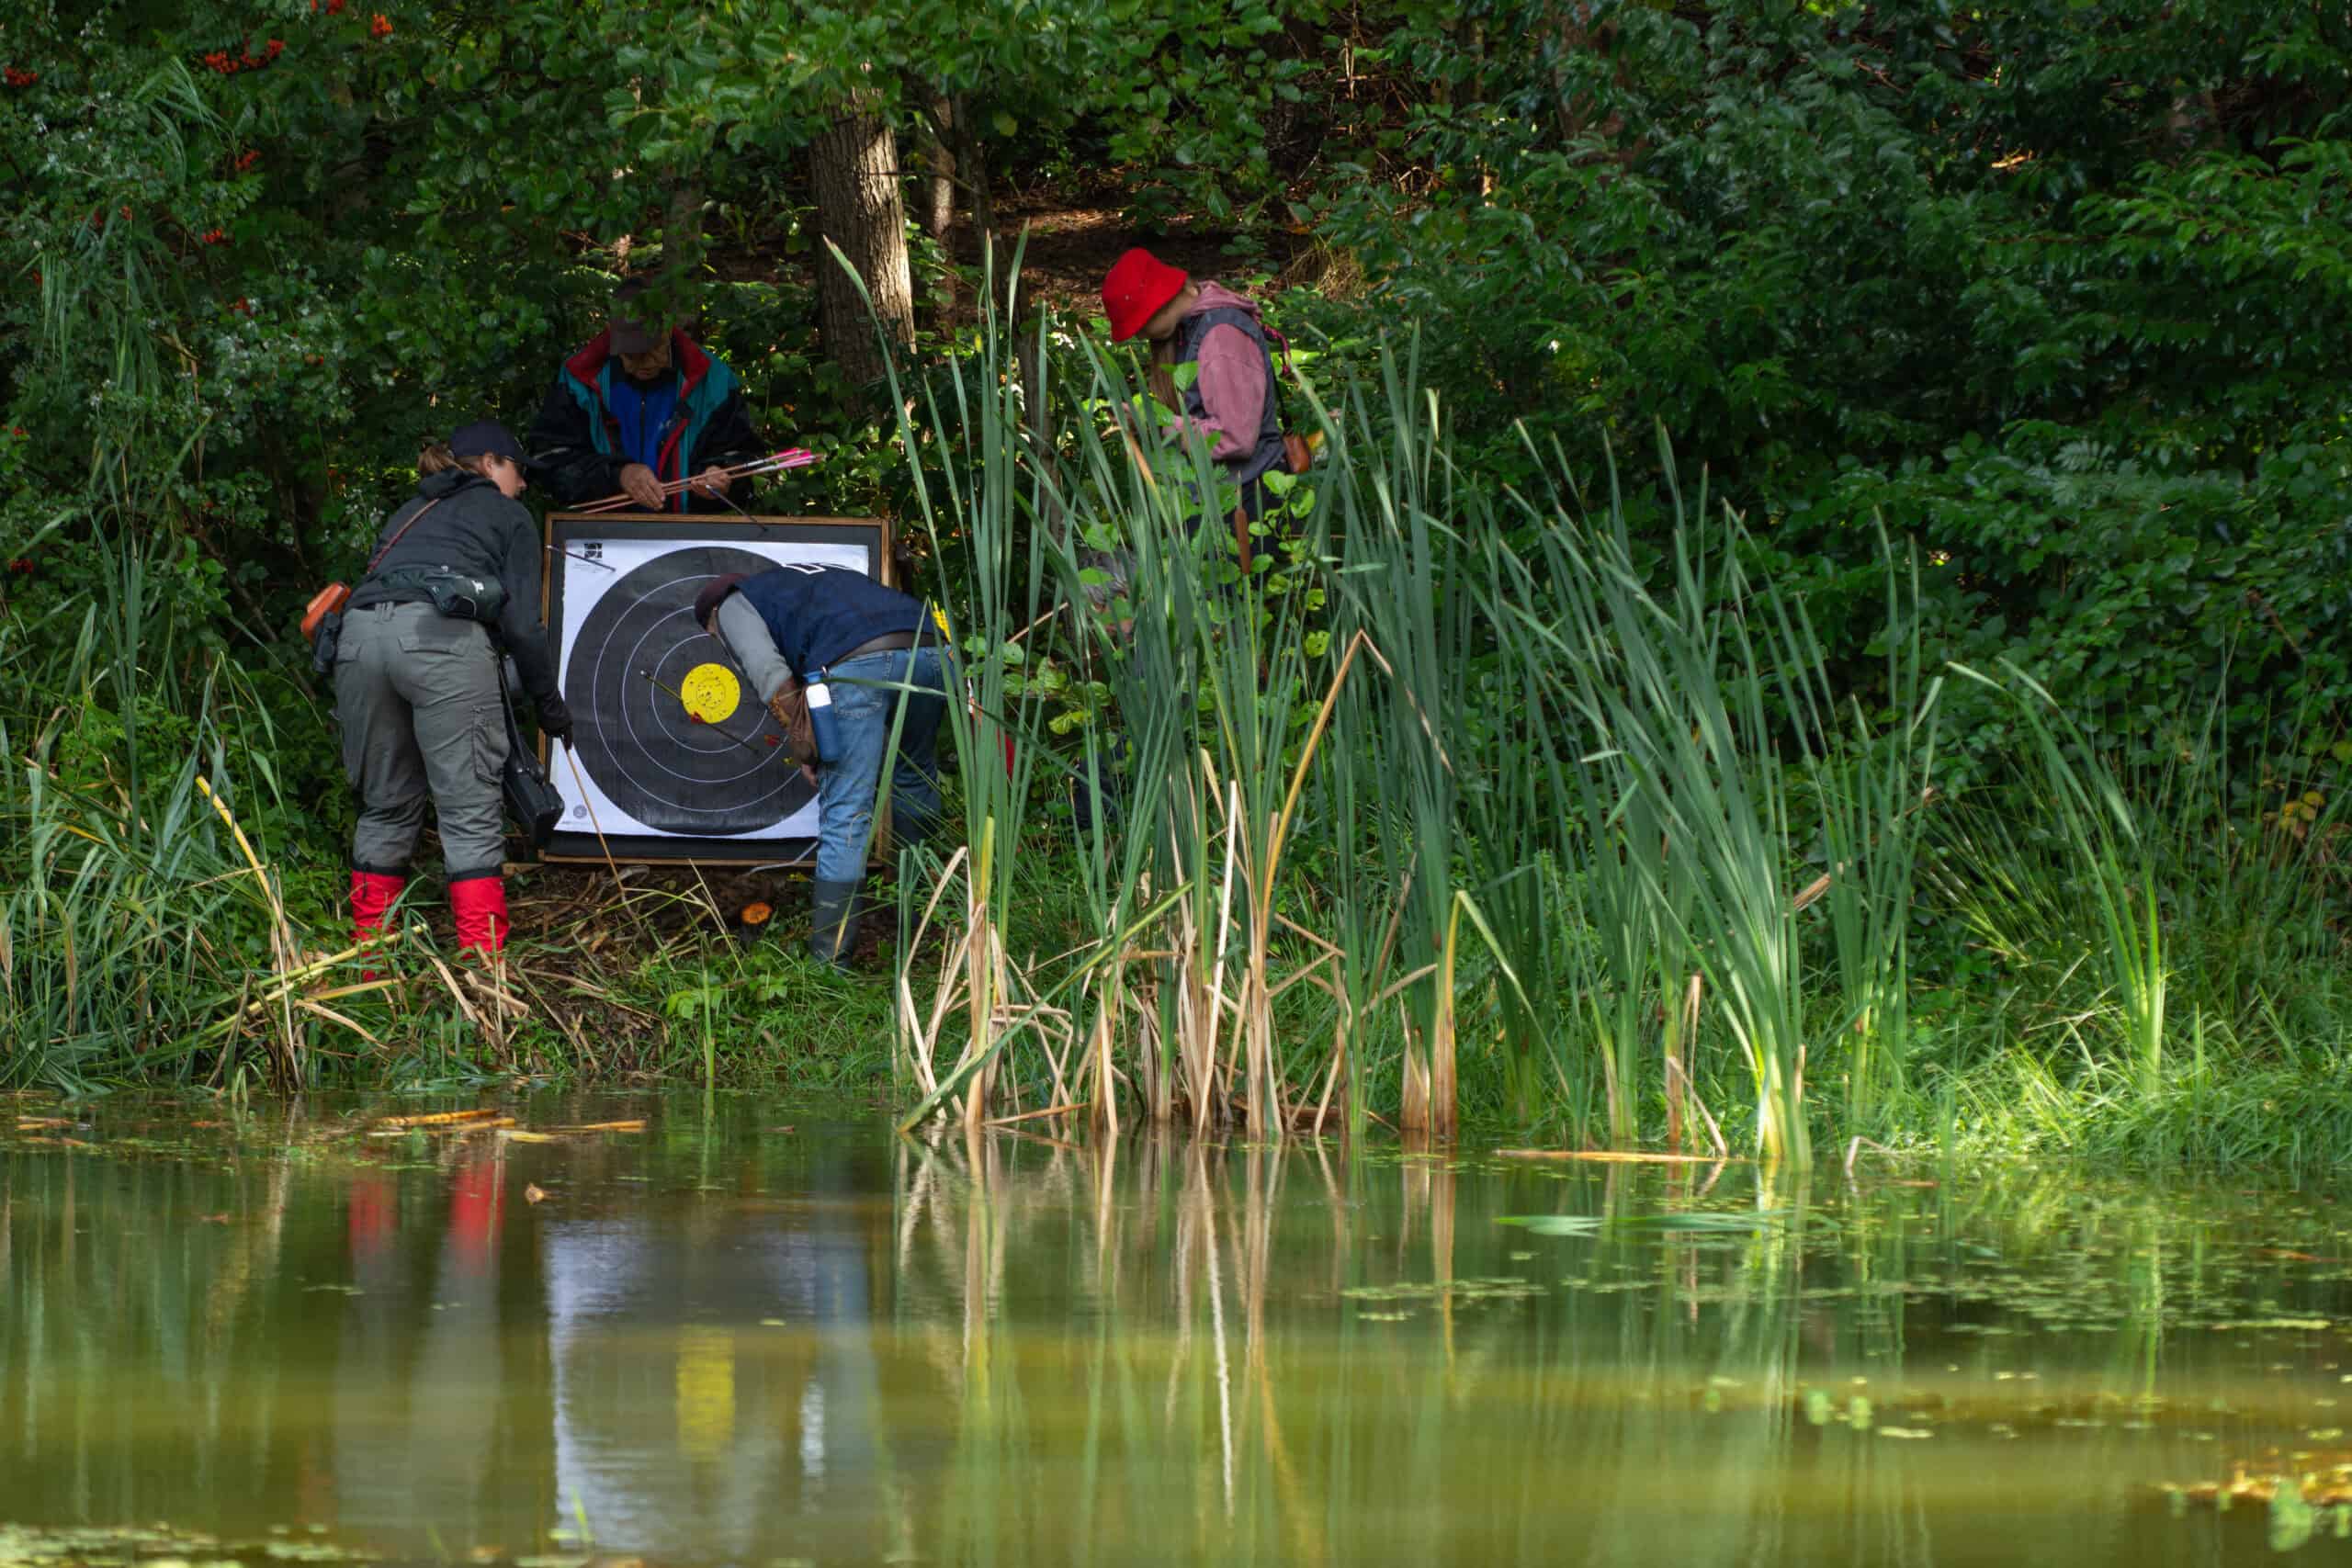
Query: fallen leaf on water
2208 1317 2333 1331
524 1183 548 1205
372 1108 503 1130
17 1117 72 1130
1496 1148 1736 1165
198 1213 232 1224
551 1119 646 1134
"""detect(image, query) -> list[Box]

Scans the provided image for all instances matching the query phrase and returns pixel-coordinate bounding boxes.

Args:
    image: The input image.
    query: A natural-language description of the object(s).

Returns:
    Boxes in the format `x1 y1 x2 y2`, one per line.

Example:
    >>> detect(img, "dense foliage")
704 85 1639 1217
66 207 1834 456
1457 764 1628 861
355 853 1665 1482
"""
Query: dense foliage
1307 0 2352 763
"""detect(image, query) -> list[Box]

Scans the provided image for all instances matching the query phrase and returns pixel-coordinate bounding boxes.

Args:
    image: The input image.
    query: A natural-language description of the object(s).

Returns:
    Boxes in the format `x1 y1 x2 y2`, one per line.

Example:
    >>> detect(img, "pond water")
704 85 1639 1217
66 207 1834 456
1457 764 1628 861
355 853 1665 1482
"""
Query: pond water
3 1096 2349 1565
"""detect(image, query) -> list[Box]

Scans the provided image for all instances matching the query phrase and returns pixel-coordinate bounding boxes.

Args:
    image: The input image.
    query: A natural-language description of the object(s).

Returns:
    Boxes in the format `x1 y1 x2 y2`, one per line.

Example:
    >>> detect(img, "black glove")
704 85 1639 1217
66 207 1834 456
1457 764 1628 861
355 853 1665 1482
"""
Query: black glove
538 694 574 745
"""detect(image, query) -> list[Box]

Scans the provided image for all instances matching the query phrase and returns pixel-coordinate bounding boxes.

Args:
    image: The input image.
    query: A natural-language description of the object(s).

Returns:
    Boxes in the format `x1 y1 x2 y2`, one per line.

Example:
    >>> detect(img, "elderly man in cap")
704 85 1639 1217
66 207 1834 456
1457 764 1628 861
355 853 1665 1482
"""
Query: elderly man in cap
528 277 763 513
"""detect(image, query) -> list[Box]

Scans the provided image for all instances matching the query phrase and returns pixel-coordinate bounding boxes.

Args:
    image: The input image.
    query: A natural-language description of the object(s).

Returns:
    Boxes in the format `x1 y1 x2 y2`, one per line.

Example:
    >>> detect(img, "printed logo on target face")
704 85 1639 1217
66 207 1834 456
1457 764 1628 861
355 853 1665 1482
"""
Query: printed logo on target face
583 542 605 561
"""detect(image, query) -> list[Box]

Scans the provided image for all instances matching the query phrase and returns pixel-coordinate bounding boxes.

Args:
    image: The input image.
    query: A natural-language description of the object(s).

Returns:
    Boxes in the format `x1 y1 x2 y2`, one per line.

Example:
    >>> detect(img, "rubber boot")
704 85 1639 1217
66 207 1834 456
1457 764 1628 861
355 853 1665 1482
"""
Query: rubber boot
350 869 406 983
448 872 509 959
808 878 862 971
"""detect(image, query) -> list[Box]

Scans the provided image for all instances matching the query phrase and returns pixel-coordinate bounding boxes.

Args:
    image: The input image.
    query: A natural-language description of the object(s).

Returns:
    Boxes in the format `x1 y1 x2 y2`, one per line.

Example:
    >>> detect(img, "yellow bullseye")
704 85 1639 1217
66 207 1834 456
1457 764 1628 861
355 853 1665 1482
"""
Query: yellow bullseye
678 662 741 725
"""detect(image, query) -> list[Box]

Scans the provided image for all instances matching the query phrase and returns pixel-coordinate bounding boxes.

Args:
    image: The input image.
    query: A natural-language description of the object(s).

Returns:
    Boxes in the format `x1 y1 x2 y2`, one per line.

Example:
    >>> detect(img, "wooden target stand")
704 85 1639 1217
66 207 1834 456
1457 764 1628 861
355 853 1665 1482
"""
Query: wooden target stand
532 512 899 938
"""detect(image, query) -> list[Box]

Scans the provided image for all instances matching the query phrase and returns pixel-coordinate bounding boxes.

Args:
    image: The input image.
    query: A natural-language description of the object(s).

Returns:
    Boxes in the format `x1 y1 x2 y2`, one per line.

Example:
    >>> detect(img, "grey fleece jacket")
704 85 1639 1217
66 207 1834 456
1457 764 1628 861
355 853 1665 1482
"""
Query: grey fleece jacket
346 469 560 707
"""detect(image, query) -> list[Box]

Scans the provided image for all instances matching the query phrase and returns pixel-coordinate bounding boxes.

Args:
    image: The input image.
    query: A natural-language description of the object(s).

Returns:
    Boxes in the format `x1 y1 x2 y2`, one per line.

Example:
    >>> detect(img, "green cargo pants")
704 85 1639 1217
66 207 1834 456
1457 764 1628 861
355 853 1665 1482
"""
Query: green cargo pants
334 601 509 876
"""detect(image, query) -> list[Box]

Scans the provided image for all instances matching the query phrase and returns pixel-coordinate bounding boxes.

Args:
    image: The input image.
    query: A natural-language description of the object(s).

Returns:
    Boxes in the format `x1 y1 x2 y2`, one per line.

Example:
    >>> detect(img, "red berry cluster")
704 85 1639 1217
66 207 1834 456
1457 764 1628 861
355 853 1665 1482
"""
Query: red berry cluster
311 0 349 14
6 559 34 577
234 149 260 173
3 67 37 88
198 39 284 75
369 14 392 38
200 228 227 245
229 298 252 315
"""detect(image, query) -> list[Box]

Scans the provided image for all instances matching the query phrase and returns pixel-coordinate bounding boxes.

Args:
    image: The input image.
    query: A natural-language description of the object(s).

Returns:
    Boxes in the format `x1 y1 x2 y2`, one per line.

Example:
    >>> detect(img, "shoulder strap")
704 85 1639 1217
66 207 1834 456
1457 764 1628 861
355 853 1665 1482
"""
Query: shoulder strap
1260 321 1293 378
363 494 447 578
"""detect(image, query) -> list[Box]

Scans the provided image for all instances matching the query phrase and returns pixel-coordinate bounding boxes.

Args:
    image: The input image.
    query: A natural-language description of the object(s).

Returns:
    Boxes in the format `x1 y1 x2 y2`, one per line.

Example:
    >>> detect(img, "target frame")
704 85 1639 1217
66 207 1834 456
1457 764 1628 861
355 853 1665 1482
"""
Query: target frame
537 513 896 867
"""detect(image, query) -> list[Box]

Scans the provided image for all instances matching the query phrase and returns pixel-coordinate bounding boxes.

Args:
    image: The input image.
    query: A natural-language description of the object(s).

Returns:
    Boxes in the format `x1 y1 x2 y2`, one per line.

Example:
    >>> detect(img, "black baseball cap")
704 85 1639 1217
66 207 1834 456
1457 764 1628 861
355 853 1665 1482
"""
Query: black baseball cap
450 419 526 464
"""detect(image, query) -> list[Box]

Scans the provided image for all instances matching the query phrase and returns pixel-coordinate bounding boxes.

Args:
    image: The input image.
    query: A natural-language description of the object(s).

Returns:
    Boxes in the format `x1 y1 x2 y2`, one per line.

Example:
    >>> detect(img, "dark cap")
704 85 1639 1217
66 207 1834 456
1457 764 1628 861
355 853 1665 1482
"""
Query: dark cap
610 277 667 356
694 573 747 628
449 419 526 464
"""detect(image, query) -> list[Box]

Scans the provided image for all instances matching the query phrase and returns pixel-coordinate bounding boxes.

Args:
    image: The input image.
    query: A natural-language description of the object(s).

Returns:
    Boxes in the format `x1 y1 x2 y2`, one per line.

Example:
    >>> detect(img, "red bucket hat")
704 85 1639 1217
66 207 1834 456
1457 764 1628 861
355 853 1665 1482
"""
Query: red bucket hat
1101 248 1188 344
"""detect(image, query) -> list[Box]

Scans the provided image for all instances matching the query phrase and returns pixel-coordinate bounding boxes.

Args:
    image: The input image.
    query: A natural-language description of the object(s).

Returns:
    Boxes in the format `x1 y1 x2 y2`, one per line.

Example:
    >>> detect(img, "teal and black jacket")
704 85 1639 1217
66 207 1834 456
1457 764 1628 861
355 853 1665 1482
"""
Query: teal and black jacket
526 329 761 513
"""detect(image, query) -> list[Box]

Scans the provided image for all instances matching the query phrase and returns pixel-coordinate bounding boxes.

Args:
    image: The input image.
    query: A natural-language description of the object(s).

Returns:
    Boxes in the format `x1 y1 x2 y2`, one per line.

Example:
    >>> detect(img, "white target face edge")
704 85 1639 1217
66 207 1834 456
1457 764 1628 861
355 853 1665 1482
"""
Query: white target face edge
553 536 869 840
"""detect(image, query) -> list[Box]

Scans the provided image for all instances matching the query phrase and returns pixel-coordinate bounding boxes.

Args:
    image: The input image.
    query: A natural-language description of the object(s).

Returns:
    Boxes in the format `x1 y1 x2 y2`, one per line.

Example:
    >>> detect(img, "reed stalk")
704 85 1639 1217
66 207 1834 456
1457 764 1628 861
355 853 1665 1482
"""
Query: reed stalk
1955 661 2167 1100
840 239 1057 1122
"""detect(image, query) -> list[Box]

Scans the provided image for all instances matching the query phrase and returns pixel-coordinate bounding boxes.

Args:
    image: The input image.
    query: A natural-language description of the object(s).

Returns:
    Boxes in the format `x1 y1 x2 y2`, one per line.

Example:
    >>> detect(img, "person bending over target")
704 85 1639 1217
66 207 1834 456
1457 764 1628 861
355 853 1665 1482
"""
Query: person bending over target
693 567 949 968
339 421 572 966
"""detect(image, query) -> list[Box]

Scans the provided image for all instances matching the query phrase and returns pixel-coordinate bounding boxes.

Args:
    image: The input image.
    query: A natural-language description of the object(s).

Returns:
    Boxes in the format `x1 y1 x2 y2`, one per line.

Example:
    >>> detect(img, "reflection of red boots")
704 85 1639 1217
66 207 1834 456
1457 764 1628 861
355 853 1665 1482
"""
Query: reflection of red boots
350 869 405 981
448 873 508 958
448 1156 503 1276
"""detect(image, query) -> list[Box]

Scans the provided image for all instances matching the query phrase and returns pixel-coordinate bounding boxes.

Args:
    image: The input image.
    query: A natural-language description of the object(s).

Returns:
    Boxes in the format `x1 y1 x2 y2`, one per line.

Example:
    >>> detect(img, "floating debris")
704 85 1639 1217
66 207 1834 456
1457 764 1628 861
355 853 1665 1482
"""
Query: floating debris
369 1108 505 1130
1495 1149 1740 1165
0 1523 378 1567
1342 1277 1544 1306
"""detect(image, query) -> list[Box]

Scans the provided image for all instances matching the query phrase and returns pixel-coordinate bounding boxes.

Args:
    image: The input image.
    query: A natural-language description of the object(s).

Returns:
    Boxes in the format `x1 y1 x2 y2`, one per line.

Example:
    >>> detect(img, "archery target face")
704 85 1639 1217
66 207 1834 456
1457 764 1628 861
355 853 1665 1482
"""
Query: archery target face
551 532 870 848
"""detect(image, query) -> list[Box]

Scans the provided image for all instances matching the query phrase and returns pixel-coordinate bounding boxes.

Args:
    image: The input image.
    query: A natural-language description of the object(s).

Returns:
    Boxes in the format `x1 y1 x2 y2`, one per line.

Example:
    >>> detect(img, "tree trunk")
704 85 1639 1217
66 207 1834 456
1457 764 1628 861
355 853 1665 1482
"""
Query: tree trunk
810 108 914 389
921 96 956 242
952 100 994 254
920 96 957 327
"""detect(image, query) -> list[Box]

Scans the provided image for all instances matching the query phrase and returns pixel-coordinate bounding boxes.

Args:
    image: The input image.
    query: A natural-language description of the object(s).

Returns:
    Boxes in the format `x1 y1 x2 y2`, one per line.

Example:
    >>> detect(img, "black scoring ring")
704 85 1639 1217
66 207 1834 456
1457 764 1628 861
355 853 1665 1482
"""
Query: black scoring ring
564 547 814 836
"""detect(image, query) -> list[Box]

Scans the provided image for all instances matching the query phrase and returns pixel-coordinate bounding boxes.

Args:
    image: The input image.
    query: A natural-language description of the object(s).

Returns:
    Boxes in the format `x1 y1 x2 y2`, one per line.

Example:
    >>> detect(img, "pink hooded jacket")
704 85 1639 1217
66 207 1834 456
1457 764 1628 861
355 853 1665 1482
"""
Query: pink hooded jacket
1161 283 1275 465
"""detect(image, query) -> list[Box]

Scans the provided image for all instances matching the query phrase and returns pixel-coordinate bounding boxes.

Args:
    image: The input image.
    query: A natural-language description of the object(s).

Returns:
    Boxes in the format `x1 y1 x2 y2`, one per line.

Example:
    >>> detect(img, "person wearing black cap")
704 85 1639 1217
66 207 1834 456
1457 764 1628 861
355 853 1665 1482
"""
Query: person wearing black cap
337 422 573 962
527 277 763 513
692 568 949 969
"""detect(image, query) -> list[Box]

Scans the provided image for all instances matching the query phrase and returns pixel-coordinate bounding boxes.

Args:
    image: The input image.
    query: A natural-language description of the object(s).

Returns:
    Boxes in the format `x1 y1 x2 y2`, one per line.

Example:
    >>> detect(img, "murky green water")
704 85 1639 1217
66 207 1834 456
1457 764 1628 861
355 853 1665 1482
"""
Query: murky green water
5 1097 2351 1564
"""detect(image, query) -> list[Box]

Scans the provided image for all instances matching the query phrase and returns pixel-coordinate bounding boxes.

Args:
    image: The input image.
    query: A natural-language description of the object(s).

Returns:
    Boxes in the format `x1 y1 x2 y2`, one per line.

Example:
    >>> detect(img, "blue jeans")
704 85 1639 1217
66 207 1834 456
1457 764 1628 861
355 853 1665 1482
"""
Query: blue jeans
816 646 948 883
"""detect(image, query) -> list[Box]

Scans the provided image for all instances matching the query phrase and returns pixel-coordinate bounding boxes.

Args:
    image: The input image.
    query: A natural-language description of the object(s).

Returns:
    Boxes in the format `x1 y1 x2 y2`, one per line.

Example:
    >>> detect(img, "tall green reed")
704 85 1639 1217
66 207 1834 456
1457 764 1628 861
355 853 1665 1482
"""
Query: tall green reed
843 242 1061 1128
1319 362 1468 1135
1953 662 2166 1100
0 524 322 1089
1503 448 1823 1167
1779 529 1940 1130
867 267 1939 1157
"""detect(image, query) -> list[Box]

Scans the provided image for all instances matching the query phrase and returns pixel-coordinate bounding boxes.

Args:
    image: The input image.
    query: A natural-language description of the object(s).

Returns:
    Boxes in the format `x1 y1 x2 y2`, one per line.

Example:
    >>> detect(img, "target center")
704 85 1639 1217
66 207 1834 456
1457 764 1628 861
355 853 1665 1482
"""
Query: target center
679 662 742 725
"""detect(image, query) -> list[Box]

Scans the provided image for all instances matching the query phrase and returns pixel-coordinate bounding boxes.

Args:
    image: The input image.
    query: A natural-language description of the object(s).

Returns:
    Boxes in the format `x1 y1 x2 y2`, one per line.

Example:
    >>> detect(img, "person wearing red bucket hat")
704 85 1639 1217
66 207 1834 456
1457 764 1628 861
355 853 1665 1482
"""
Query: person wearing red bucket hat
1101 248 1192 345
1099 248 1298 542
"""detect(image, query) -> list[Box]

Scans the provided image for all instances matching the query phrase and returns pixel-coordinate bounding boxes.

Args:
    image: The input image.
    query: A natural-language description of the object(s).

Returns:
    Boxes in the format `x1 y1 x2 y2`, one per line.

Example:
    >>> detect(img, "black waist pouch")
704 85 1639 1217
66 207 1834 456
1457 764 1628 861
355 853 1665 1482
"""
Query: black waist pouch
310 612 343 678
498 664 564 851
371 565 509 625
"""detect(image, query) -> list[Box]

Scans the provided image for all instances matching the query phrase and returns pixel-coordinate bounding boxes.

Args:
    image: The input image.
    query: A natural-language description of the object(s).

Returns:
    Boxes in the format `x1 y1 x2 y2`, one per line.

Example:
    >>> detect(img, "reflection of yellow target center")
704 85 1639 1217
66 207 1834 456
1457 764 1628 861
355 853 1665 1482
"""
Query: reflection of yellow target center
679 662 741 725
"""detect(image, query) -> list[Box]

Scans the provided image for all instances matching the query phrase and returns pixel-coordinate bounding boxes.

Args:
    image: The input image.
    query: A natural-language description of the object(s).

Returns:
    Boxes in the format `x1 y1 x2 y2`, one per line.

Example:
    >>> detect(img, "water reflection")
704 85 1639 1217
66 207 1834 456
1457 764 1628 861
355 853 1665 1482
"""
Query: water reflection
1 1100 2346 1565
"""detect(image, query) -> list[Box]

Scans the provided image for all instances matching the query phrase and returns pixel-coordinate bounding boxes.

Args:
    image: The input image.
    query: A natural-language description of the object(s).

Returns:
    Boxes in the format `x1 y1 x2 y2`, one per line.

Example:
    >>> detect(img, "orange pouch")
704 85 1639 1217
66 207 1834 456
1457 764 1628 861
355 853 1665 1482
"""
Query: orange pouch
301 581 351 643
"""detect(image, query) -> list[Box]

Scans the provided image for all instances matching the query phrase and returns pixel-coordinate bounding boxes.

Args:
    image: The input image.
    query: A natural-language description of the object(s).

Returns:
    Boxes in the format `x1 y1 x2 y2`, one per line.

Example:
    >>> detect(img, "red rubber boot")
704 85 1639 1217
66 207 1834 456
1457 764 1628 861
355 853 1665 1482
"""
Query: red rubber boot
448 873 509 959
351 870 405 982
